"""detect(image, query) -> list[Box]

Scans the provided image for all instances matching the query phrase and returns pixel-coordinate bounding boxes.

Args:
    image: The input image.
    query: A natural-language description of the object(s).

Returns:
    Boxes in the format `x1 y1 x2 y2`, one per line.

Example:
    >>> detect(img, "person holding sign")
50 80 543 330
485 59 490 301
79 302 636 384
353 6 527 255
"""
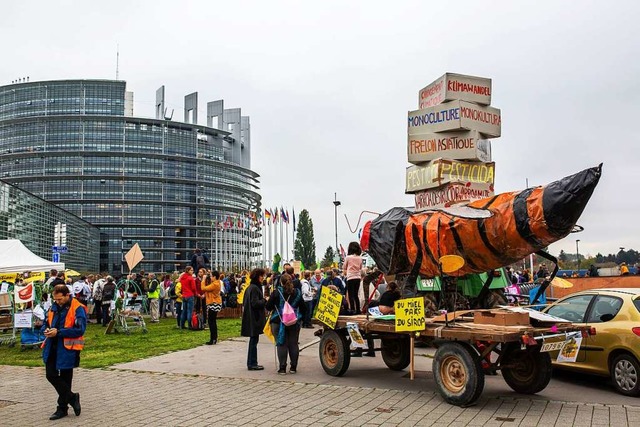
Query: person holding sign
266 273 303 374
241 268 267 371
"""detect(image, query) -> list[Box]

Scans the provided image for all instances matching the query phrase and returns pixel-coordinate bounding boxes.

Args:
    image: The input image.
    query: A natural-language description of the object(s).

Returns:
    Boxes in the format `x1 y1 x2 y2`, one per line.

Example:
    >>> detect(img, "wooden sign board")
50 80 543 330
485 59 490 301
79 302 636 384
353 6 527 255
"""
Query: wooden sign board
414 182 495 211
408 100 501 138
406 158 495 193
419 73 492 108
408 130 491 164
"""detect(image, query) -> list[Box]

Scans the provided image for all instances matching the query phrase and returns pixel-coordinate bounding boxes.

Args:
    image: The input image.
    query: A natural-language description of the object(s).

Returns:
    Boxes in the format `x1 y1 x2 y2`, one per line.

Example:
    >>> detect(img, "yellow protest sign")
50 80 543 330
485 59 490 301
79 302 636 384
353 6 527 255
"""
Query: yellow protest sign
313 286 343 329
395 297 426 332
0 273 18 283
24 272 46 283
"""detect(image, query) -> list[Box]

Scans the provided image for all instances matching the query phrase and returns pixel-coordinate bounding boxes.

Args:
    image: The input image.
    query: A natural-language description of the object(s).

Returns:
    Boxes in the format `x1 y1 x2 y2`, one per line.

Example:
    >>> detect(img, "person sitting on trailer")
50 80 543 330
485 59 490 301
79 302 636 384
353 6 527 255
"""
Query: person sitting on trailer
372 281 401 314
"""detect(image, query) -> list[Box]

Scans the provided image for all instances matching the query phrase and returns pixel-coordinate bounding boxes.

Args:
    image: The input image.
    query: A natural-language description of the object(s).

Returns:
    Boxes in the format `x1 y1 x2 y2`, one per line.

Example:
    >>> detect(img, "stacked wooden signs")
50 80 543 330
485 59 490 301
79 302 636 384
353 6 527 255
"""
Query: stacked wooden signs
406 73 500 210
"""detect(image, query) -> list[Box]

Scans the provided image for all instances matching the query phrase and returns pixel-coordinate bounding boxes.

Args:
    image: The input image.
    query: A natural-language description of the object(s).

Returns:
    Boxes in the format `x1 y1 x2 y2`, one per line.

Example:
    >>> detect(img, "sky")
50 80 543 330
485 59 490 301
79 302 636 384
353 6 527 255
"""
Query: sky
1 0 638 263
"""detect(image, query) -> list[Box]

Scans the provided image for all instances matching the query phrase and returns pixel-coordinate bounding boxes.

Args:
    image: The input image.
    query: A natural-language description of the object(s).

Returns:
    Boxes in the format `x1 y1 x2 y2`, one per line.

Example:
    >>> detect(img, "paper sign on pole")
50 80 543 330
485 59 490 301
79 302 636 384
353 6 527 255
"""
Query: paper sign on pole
414 181 495 210
395 297 426 332
408 100 501 137
346 322 368 349
419 73 492 108
14 312 33 328
313 286 343 329
406 158 495 193
408 131 491 164
14 284 34 303
124 243 144 271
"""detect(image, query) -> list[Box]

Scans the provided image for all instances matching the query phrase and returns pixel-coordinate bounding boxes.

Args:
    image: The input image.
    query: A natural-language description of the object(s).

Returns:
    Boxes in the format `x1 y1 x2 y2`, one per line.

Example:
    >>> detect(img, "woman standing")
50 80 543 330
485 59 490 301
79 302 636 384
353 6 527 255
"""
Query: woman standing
343 241 363 314
241 268 267 370
266 273 303 374
202 270 222 345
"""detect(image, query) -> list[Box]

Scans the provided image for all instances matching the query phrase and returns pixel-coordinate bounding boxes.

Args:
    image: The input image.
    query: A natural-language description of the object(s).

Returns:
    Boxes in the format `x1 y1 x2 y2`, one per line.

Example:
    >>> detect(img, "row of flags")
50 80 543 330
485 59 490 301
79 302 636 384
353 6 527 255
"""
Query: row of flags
212 207 298 231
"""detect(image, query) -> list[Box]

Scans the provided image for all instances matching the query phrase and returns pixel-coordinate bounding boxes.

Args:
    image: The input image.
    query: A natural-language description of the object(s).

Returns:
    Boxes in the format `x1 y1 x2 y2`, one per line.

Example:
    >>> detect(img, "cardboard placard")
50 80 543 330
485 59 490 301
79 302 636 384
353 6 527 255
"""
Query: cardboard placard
474 310 530 326
408 100 501 138
313 286 343 329
408 131 491 164
414 181 495 210
556 332 582 363
394 297 426 332
292 261 302 275
419 73 492 108
406 158 495 193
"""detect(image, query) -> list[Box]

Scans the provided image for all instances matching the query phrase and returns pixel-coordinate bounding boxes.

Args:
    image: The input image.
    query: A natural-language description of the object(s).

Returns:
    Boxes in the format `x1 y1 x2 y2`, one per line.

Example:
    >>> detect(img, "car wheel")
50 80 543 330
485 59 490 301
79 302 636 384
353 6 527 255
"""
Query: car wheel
611 353 640 396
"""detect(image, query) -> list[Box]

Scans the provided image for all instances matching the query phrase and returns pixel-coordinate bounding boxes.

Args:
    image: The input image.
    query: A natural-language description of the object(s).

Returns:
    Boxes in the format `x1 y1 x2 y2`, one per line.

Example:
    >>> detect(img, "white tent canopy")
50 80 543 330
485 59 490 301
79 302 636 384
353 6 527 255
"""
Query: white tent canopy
0 239 65 273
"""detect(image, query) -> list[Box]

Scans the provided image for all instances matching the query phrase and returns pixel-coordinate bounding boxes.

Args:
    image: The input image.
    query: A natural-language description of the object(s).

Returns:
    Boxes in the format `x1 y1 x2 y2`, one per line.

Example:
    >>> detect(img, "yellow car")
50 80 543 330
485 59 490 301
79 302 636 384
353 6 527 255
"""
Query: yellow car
543 288 640 396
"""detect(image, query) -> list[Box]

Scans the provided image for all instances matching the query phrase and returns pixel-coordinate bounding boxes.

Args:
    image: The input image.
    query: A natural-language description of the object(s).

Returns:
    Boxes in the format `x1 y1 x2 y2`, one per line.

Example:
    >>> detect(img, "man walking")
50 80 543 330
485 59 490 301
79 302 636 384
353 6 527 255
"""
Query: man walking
41 284 86 420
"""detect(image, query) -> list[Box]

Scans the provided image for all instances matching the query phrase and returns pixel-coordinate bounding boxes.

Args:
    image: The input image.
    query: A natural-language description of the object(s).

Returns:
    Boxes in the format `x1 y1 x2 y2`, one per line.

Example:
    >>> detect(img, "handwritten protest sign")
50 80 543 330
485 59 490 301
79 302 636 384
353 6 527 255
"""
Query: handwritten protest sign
395 297 426 332
313 286 343 329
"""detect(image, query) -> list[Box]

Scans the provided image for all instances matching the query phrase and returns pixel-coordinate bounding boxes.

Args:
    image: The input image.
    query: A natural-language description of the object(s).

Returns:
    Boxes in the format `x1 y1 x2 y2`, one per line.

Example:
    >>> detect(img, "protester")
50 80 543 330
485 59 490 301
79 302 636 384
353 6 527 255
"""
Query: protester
321 269 345 294
191 248 209 271
101 276 116 326
158 274 168 318
41 284 85 420
179 266 196 329
90 274 103 324
147 272 160 323
343 242 363 314
174 280 183 328
202 270 222 345
266 273 302 374
300 271 315 328
620 262 630 276
241 268 267 371
377 281 401 314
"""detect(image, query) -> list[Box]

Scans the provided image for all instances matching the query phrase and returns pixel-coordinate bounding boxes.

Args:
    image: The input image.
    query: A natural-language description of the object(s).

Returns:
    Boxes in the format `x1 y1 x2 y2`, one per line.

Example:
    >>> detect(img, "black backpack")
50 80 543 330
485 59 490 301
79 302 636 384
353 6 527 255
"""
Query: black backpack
227 294 238 308
168 282 177 298
196 254 205 269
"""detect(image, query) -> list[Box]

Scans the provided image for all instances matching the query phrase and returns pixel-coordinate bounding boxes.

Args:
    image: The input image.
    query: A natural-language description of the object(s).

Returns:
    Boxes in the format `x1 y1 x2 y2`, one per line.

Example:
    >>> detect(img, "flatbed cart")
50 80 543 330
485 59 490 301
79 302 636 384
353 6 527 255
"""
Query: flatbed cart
317 313 589 407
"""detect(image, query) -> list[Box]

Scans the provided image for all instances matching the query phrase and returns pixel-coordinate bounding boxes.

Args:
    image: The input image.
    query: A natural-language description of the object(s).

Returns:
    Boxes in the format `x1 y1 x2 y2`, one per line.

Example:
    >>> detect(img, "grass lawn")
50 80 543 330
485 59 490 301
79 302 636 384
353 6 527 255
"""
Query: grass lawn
0 317 242 368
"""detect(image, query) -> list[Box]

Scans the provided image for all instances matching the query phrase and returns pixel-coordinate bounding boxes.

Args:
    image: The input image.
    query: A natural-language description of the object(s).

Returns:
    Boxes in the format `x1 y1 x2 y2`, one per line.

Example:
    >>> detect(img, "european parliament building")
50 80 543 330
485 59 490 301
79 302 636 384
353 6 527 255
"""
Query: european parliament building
0 79 261 273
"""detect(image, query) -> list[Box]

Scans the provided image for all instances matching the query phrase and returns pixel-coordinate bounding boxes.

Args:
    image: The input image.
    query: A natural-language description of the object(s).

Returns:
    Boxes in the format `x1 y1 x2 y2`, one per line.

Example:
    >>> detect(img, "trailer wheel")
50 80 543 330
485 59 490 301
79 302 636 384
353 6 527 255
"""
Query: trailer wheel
501 344 552 394
319 329 351 377
381 336 411 371
433 342 484 406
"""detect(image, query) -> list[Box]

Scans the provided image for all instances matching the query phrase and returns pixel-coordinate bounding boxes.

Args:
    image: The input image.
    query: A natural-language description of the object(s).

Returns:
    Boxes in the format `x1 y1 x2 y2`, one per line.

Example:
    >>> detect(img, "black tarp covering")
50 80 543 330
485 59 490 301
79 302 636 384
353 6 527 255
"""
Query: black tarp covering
543 163 602 237
367 207 411 274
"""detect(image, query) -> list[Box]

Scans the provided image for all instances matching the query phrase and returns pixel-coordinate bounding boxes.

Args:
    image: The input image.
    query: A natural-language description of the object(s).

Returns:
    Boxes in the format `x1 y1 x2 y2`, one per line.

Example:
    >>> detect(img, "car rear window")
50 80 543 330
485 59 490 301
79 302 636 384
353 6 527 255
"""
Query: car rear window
634 298 640 313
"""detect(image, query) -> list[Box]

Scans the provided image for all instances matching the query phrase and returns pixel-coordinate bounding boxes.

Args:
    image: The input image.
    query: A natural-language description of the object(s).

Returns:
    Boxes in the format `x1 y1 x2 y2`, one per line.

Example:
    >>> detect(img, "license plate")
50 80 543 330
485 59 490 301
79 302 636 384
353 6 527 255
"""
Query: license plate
540 340 566 352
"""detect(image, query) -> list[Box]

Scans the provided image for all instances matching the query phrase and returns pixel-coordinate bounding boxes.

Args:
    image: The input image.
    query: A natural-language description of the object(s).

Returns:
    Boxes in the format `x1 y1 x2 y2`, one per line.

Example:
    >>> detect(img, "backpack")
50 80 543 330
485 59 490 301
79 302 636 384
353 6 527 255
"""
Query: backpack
168 282 177 298
102 285 115 302
196 254 205 269
226 293 238 308
190 312 204 330
159 283 167 299
93 282 103 301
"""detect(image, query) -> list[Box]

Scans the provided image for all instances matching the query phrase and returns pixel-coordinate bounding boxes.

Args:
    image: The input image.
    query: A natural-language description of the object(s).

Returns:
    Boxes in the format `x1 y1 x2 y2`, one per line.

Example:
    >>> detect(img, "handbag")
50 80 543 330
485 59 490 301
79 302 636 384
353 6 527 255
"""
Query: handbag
278 289 298 326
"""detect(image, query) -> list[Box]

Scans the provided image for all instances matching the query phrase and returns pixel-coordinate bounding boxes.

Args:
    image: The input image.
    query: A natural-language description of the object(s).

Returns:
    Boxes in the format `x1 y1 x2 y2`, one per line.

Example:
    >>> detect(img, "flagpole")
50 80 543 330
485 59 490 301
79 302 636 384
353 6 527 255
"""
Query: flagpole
286 216 289 262
280 212 284 265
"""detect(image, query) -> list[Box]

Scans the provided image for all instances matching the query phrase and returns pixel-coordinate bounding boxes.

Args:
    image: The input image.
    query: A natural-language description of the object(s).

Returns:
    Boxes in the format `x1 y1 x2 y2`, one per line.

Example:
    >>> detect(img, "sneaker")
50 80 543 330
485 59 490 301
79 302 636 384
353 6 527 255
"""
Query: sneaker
290 367 297 374
277 368 287 375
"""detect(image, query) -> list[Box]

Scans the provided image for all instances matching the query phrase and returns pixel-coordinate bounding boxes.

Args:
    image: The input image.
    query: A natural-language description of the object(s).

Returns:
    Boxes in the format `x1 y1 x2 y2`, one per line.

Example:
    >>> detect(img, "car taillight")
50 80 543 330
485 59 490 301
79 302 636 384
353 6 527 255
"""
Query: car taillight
632 327 640 337
590 327 597 336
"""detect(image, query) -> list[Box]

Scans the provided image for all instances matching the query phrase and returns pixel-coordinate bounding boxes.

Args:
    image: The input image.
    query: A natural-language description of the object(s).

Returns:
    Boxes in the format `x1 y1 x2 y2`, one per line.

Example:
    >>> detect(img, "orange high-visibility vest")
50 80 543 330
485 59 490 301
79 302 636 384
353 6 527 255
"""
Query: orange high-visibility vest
44 298 86 351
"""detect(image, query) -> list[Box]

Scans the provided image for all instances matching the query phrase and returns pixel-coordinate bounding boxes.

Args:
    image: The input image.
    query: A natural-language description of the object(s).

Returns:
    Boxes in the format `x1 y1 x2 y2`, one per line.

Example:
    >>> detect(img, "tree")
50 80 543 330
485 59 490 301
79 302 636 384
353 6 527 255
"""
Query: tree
293 209 316 270
321 246 336 269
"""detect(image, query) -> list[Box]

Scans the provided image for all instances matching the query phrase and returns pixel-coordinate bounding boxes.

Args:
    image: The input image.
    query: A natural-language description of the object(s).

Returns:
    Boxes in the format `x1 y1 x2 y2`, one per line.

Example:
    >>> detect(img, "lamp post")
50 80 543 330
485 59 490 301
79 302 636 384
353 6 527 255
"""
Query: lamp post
576 239 580 274
333 193 341 259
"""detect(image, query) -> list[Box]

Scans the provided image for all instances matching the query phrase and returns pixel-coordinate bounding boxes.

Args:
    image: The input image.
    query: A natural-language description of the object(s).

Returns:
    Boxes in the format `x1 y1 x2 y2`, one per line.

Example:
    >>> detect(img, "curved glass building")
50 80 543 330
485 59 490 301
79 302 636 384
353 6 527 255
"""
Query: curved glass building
0 79 261 273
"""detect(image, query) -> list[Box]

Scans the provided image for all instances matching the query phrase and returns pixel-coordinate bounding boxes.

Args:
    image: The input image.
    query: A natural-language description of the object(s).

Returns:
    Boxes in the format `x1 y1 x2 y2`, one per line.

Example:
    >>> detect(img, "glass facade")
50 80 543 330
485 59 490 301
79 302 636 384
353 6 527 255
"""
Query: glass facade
0 80 261 274
0 179 100 271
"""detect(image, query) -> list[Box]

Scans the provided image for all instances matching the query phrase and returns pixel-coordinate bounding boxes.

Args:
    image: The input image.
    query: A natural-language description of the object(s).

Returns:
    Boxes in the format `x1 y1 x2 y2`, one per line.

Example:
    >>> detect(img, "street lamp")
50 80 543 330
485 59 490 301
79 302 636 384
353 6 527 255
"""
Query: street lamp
576 239 580 274
333 193 341 259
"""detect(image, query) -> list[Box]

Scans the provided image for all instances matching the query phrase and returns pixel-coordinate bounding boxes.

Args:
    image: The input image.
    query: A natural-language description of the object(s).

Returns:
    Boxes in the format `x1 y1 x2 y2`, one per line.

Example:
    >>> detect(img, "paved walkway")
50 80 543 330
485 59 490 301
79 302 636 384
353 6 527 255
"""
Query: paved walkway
1 326 639 426
0 365 638 426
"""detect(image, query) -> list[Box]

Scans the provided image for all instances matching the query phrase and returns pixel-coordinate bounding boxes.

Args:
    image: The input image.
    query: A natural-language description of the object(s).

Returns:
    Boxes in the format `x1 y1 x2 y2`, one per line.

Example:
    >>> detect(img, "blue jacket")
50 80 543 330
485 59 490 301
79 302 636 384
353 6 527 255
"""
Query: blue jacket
41 299 87 369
